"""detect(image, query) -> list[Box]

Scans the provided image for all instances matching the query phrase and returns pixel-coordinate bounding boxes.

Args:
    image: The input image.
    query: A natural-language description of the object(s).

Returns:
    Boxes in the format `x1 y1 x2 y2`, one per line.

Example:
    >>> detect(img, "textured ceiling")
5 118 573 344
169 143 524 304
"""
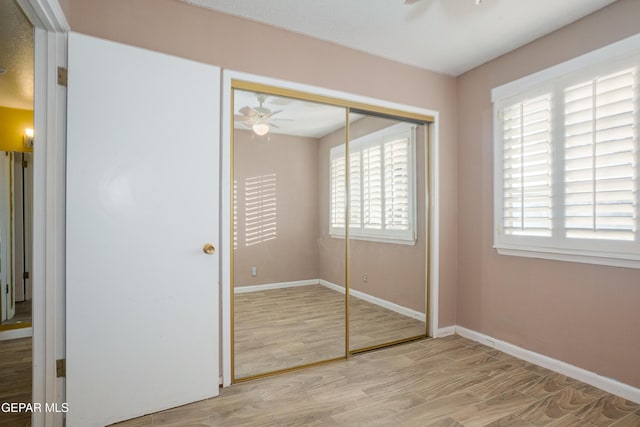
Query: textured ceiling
0 0 33 110
182 0 618 76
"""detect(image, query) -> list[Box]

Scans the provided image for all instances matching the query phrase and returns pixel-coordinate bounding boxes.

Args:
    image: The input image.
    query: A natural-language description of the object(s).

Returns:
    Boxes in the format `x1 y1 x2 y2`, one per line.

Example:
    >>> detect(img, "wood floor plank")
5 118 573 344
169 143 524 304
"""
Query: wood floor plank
451 390 538 426
573 395 640 426
0 337 31 427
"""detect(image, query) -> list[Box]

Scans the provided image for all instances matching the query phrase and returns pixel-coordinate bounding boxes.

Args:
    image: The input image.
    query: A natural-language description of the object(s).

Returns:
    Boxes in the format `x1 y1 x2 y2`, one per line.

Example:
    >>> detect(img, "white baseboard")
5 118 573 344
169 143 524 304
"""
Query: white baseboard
0 327 33 341
436 325 456 338
455 326 640 404
234 279 319 294
317 279 344 294
319 279 426 322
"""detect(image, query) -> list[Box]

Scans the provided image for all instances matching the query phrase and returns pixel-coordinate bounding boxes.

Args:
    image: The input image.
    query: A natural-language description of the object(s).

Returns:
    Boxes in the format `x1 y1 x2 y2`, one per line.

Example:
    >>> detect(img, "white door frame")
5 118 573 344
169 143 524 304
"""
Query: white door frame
220 70 441 386
15 1 68 426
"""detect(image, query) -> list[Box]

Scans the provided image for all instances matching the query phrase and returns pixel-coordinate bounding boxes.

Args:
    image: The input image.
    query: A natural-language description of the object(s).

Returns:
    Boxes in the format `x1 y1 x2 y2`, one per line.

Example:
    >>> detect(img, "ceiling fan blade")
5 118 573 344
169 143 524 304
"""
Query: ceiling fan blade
234 114 251 121
269 123 280 129
269 97 294 106
263 110 282 119
239 106 257 116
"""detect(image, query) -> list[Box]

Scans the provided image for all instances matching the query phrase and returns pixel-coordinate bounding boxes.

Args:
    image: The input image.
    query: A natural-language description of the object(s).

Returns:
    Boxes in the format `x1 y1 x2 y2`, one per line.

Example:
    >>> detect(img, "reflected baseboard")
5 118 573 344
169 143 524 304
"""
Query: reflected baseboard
0 327 32 341
319 280 426 322
234 279 319 294
234 278 427 322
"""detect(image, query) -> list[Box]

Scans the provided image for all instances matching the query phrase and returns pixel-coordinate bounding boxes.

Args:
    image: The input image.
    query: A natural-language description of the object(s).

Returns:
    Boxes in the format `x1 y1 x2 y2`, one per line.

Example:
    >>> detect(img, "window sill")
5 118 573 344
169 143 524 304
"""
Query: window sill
494 244 640 270
330 233 416 246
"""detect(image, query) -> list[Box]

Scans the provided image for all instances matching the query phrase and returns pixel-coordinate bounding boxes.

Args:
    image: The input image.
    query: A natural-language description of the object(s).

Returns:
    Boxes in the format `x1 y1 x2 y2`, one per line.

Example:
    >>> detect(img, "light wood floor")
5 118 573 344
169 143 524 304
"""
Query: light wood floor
113 335 640 427
2 301 32 326
0 337 31 427
234 284 426 379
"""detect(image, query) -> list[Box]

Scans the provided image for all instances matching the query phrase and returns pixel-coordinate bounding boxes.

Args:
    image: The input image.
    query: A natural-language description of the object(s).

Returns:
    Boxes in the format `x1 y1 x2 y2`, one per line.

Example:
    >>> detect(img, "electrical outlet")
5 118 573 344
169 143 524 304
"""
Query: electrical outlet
251 266 257 277
363 273 368 283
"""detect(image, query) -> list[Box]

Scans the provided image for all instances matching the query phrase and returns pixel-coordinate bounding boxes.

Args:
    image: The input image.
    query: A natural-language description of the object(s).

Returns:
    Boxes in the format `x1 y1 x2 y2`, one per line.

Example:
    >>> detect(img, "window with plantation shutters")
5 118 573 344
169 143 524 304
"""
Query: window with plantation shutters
501 94 553 237
330 123 416 244
493 39 640 268
563 68 636 241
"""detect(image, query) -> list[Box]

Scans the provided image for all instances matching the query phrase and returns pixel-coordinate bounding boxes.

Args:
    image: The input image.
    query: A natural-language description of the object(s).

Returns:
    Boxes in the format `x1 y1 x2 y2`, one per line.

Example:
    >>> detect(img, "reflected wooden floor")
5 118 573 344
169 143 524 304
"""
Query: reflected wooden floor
349 294 425 351
234 284 425 379
0 337 31 427
2 301 32 326
114 335 640 426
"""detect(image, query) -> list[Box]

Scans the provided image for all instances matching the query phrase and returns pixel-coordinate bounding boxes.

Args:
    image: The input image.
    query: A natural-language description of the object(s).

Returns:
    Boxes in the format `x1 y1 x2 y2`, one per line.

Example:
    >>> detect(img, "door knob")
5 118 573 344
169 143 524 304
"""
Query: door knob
202 243 215 255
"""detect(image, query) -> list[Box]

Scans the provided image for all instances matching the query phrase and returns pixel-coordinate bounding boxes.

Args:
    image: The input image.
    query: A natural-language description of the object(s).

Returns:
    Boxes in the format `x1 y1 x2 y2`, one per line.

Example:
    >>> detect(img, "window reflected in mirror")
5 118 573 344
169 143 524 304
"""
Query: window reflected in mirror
345 113 427 352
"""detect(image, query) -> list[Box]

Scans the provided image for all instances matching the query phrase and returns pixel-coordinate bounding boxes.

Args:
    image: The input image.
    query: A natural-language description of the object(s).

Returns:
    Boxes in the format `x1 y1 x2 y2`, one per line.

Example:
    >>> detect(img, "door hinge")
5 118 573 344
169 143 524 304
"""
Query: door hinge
22 160 28 168
23 271 29 280
56 359 66 378
57 67 68 87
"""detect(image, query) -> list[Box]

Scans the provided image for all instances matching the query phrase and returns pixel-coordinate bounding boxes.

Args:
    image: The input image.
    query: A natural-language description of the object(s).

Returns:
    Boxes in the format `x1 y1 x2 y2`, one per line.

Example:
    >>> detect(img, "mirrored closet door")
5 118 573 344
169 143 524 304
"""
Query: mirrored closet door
231 82 432 382
346 112 428 352
232 88 347 380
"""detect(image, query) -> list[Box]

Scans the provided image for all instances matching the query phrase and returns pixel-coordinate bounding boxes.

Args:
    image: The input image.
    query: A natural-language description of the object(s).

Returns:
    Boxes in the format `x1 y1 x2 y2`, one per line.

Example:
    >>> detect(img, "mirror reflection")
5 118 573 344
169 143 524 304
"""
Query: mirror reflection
0 0 34 331
233 89 348 379
345 113 427 351
232 86 430 380
0 150 33 329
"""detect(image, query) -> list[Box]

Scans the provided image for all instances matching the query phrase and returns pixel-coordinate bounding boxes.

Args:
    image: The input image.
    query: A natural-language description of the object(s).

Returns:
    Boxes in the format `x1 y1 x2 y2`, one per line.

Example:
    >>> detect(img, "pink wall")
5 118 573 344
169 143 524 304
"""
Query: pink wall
233 130 319 286
457 0 640 388
67 0 459 327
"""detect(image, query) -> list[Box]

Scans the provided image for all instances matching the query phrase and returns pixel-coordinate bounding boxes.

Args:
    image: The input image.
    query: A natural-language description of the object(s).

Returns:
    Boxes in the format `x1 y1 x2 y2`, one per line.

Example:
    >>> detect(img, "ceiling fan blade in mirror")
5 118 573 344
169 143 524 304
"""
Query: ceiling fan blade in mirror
269 97 294 106
263 110 282 119
239 106 257 116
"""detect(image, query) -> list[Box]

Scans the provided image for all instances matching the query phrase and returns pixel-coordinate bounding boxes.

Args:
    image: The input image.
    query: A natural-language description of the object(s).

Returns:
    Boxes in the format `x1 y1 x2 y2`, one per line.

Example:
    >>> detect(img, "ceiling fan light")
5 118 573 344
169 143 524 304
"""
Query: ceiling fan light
252 123 270 136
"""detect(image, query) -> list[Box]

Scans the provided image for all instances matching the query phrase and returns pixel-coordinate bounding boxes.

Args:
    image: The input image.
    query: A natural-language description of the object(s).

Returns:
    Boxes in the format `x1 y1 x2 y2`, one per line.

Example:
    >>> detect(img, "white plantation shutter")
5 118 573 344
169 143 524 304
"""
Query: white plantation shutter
330 154 346 230
329 123 416 243
350 151 362 228
362 145 382 229
384 137 411 231
494 43 640 267
563 68 637 241
501 94 553 237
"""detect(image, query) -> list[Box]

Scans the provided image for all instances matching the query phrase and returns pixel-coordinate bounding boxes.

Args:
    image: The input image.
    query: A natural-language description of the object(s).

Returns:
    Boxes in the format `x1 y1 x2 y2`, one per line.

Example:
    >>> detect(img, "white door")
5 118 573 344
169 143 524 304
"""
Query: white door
66 33 220 427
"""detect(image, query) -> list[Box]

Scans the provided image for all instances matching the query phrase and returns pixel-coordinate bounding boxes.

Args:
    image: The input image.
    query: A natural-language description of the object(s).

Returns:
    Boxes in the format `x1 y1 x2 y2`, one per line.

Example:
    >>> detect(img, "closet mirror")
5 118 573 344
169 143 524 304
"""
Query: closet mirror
0 151 33 330
232 88 348 380
345 113 428 352
232 82 432 381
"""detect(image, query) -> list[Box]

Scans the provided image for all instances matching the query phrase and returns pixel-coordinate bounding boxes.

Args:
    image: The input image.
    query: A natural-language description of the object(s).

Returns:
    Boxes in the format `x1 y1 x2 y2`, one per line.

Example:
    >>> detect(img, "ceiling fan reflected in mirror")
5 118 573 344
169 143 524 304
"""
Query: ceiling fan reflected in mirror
235 93 285 136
